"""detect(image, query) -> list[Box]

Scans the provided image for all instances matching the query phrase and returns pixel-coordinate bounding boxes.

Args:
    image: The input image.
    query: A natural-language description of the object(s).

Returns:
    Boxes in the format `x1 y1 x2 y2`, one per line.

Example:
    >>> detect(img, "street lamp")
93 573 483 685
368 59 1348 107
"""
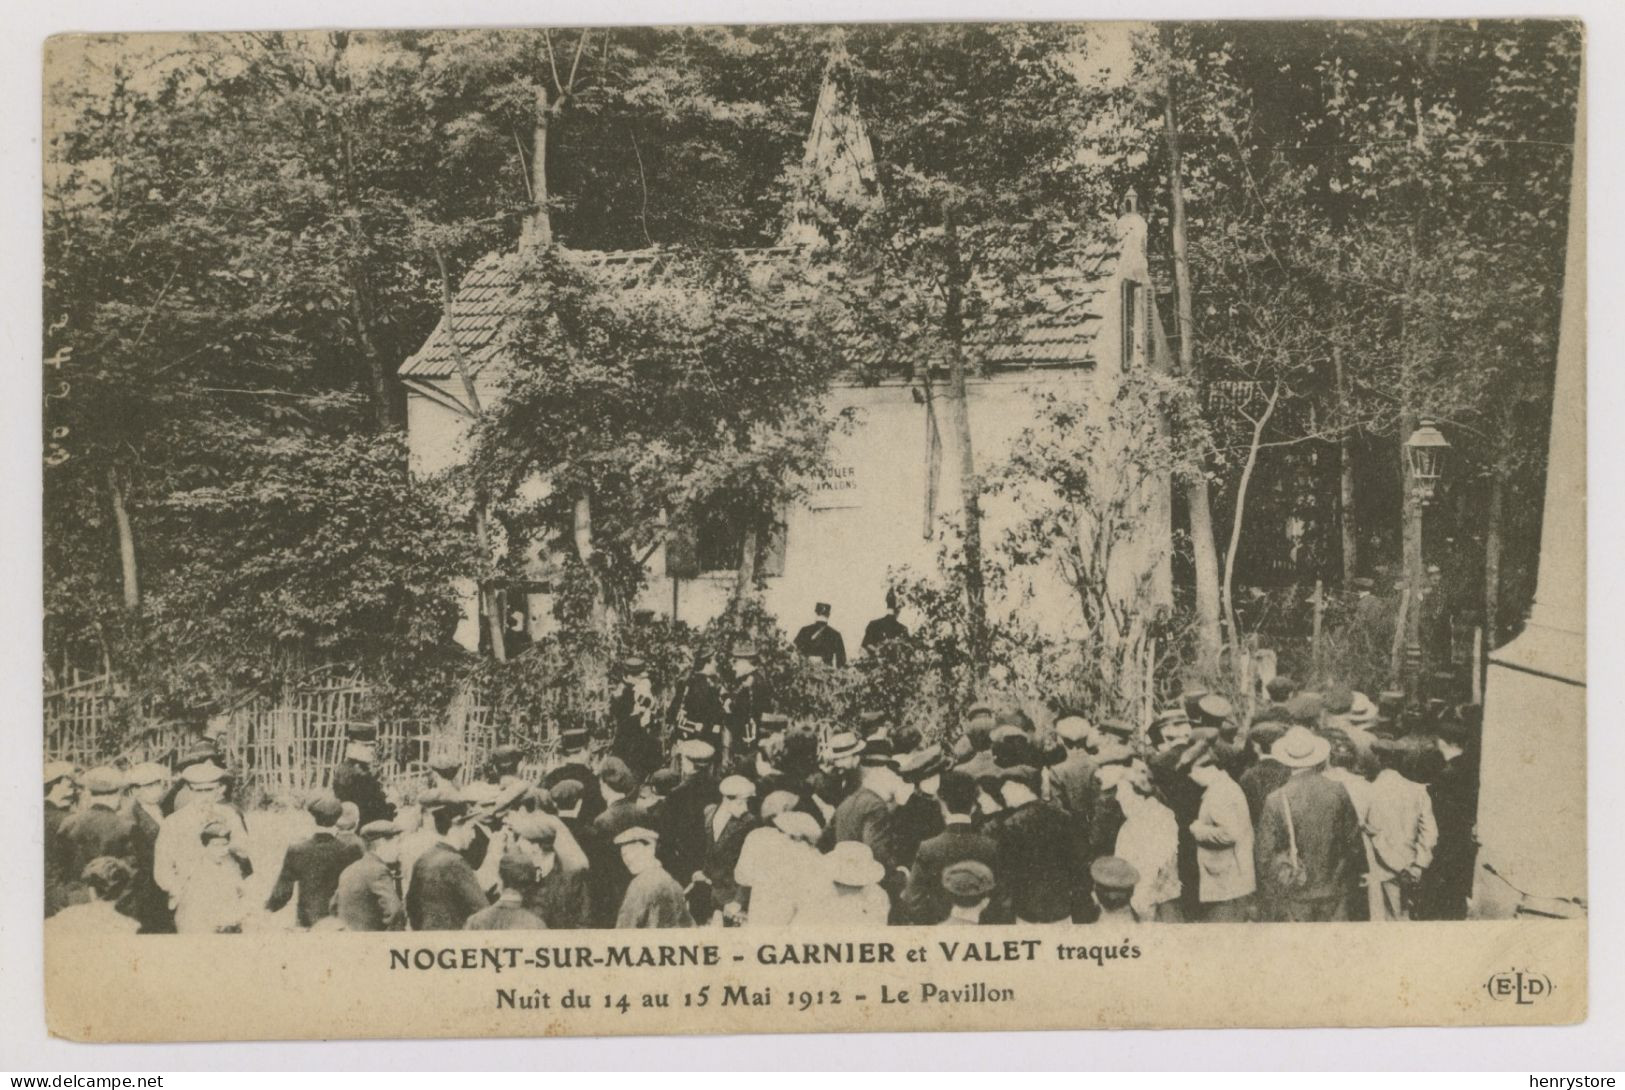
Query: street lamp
1405 419 1451 505
1400 418 1452 702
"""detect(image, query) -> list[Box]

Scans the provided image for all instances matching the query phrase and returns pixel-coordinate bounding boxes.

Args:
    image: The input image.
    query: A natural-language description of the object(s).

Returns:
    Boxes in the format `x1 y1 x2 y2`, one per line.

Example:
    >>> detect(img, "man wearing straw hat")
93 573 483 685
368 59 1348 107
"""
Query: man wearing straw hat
1253 726 1368 922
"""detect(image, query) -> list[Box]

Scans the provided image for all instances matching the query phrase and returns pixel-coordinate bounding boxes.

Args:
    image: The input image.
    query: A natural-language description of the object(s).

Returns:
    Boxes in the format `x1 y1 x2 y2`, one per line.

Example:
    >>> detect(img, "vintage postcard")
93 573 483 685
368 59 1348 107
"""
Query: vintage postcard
40 17 1586 1041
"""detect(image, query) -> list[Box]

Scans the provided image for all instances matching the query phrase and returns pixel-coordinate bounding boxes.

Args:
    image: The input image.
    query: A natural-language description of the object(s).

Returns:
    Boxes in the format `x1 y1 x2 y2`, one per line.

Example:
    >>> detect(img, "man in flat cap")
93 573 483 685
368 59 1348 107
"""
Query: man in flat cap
794 601 848 668
694 774 758 923
901 770 1001 925
265 795 364 929
486 743 525 789
161 734 222 816
989 764 1091 924
332 725 394 827
810 730 863 821
334 819 406 931
939 861 1000 926
542 725 605 823
1088 856 1144 926
507 810 592 929
43 761 79 916
466 855 547 931
589 757 645 926
406 790 491 930
57 767 138 907
153 761 252 914
657 737 720 890
614 826 694 928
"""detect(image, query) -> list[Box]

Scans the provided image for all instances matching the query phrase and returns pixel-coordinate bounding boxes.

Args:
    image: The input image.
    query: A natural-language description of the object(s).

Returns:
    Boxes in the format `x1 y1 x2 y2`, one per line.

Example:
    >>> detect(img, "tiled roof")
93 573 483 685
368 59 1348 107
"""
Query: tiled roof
399 240 1120 382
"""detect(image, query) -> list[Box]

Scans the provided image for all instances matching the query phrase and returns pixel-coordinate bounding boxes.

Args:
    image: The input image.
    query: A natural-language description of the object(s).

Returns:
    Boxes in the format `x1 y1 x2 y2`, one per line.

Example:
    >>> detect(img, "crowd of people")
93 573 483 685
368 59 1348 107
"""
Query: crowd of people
42 632 1482 935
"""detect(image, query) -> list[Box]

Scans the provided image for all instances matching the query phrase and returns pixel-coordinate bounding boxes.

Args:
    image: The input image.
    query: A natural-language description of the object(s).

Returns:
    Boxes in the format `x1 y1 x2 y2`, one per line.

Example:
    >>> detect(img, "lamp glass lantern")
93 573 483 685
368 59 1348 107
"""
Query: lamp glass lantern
1406 419 1451 504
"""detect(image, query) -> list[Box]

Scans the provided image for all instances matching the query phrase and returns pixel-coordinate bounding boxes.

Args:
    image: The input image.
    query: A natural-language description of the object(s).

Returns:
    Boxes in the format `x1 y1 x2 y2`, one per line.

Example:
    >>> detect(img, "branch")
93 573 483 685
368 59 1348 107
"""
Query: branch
542 29 564 97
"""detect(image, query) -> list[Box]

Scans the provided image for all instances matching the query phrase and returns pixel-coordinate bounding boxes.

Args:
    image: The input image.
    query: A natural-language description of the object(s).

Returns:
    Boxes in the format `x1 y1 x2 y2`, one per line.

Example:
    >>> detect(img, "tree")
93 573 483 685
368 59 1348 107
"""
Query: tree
821 23 1109 675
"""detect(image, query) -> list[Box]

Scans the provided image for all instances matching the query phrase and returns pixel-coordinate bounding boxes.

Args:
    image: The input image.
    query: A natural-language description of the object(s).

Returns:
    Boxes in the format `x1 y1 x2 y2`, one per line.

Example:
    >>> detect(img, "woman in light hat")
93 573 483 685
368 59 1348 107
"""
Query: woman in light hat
801 841 890 927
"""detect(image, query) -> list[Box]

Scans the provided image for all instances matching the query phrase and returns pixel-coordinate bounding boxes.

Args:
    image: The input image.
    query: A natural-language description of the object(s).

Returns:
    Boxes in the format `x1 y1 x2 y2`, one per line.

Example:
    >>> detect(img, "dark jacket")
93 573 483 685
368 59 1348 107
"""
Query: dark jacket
122 803 172 933
993 799 1091 923
831 786 897 867
467 894 546 931
900 821 1000 924
1240 758 1294 827
1416 754 1479 920
45 801 74 916
332 759 395 826
700 805 758 907
265 829 364 927
1254 771 1368 908
889 791 946 871
524 857 592 930
406 842 489 931
723 674 774 750
657 773 719 883
543 762 605 824
335 851 405 932
58 802 139 895
861 613 908 652
793 621 848 667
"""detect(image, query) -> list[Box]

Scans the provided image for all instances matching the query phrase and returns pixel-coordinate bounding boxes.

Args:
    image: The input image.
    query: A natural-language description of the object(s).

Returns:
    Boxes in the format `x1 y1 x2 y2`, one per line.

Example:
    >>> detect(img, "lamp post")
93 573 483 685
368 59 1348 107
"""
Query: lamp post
1402 419 1452 695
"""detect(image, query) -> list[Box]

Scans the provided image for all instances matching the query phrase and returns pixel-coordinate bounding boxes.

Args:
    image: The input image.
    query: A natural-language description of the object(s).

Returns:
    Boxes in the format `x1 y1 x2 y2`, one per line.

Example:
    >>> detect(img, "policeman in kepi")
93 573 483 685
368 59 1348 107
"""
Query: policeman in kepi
793 602 848 667
332 725 395 826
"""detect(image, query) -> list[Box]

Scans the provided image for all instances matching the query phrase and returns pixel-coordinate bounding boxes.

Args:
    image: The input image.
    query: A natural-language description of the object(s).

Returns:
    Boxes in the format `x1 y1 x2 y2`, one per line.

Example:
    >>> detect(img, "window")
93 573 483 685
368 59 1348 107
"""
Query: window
1121 280 1142 369
668 508 787 578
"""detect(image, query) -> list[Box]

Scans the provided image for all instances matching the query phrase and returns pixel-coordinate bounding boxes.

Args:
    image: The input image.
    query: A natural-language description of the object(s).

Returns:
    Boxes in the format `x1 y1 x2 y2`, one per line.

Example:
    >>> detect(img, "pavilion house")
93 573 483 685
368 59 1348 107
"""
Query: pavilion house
400 56 1175 651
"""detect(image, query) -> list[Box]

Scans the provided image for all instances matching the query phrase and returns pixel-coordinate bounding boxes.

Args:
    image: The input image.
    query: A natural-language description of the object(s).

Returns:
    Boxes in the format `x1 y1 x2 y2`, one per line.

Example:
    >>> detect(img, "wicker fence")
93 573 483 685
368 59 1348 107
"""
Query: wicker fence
42 673 574 804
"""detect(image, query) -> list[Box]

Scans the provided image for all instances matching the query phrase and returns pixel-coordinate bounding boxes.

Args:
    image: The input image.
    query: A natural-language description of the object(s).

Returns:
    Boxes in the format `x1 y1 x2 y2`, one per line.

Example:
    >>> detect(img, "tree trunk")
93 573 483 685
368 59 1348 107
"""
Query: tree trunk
1484 462 1506 651
734 526 759 603
1221 384 1281 685
524 84 553 248
1161 29 1225 675
346 284 398 431
1334 346 1359 584
106 465 139 610
943 206 989 671
435 247 507 662
1400 410 1424 670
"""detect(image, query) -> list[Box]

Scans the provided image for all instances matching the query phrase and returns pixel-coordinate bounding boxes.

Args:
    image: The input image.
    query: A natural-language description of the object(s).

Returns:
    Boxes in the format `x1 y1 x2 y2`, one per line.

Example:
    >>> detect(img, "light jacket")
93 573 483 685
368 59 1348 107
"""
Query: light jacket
1189 773 1256 903
1366 769 1438 877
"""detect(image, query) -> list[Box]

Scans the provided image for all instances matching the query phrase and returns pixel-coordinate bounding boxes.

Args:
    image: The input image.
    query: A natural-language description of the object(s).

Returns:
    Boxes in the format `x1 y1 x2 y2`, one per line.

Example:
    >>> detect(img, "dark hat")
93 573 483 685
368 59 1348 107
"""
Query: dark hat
1249 722 1288 751
307 796 344 824
647 768 680 795
506 812 558 848
491 743 522 764
360 819 402 841
613 825 659 847
199 819 233 843
346 724 378 743
176 739 220 769
857 708 891 732
997 764 1040 791
1098 718 1136 740
1285 692 1325 725
859 737 898 768
599 757 640 796
1265 675 1298 702
759 713 791 736
897 744 947 783
992 732 1038 769
419 787 469 817
498 853 539 890
81 855 135 889
1322 686 1355 717
730 642 759 661
941 860 996 899
814 602 832 616
1090 855 1140 892
558 728 590 751
1034 731 1068 768
549 779 585 809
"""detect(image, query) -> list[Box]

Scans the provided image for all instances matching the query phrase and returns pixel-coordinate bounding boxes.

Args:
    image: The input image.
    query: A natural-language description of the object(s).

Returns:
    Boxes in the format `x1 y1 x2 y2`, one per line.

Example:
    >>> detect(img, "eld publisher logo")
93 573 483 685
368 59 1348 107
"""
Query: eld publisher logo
1486 969 1554 1005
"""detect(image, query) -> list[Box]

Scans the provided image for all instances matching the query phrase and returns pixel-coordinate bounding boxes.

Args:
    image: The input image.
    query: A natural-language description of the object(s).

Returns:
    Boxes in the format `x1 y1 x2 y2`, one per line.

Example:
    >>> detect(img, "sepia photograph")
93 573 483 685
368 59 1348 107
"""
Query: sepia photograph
31 11 1592 1045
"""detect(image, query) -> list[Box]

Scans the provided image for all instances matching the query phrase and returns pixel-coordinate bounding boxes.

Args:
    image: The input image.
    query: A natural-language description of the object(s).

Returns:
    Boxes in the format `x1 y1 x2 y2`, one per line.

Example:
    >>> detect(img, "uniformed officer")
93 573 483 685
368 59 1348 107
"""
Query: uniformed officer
1089 855 1144 925
610 656 664 778
793 603 848 667
722 643 773 759
861 588 909 654
334 819 406 931
332 725 394 826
